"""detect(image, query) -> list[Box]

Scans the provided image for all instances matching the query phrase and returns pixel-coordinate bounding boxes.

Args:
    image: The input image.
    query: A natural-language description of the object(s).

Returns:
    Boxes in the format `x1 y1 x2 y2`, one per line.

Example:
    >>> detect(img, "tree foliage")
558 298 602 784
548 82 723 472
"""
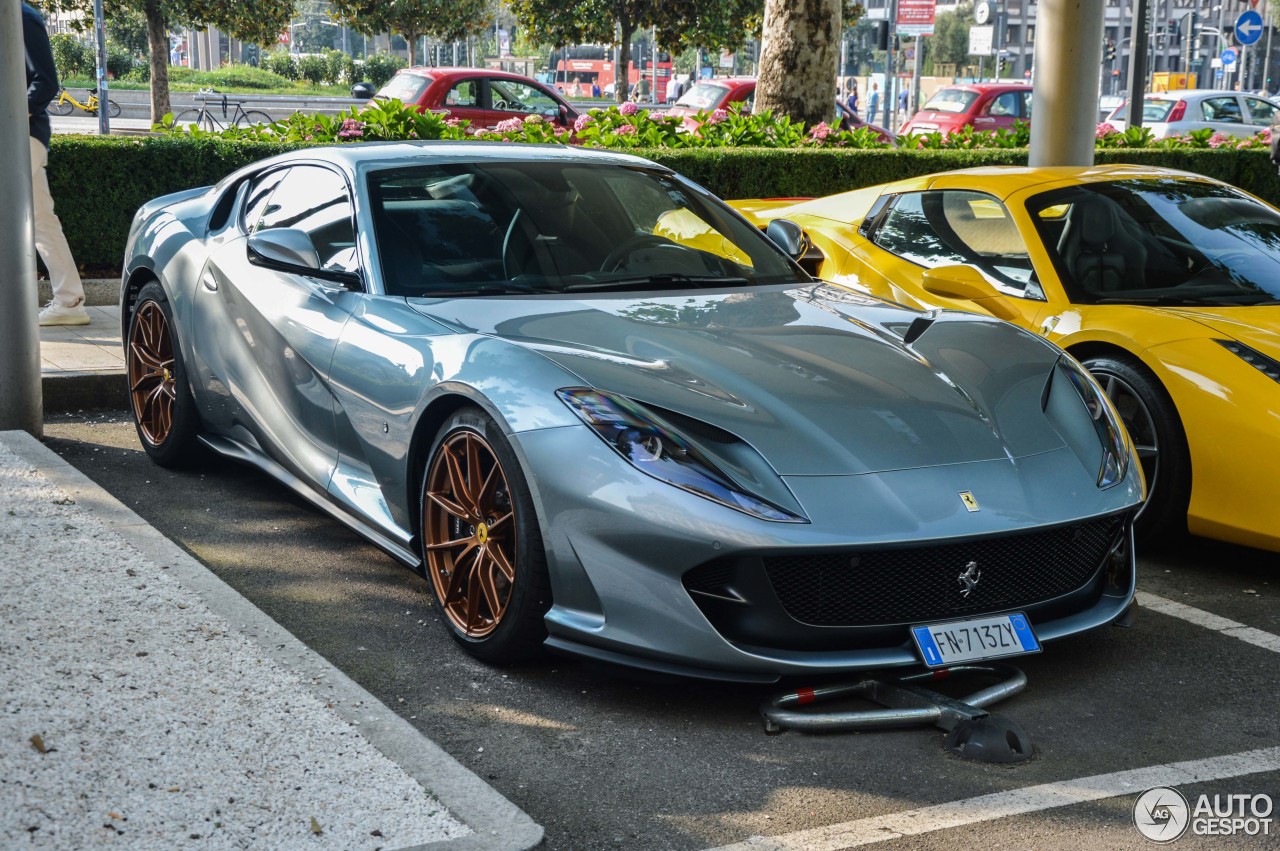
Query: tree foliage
33 0 295 120
331 0 494 65
508 0 765 103
928 4 973 74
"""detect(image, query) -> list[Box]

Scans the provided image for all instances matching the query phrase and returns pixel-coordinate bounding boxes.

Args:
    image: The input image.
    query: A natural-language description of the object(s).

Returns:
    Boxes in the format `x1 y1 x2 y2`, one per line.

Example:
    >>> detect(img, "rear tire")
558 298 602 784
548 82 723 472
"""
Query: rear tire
1082 354 1190 546
106 99 121 118
419 407 550 663
173 108 212 132
126 282 204 468
237 110 274 127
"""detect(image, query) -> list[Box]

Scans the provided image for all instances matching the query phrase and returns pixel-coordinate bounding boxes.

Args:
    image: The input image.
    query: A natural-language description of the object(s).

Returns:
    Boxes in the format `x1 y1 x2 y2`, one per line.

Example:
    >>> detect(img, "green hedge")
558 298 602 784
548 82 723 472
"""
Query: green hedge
47 136 1280 270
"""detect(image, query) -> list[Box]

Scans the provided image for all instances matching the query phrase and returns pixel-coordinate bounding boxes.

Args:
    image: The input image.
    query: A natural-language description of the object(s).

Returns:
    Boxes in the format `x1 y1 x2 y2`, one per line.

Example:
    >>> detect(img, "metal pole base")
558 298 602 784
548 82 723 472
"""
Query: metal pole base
760 664 1033 763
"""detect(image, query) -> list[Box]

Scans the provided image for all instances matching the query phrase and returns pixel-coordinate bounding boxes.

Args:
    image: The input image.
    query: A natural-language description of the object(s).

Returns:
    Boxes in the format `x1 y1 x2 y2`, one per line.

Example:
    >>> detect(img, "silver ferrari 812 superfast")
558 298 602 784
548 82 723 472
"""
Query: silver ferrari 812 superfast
121 143 1143 682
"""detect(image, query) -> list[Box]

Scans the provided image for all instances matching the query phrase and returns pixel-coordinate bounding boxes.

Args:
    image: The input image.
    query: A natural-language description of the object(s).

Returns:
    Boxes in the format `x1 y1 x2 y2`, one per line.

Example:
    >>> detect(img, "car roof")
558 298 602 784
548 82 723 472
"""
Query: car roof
394 67 548 84
915 164 1217 198
1147 89 1269 99
930 82 1032 94
268 141 664 172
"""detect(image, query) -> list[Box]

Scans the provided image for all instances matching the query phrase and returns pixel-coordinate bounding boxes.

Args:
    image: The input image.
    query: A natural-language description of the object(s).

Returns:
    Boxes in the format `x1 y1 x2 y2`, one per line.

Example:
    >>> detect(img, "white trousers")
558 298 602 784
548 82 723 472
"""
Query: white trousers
30 137 84 307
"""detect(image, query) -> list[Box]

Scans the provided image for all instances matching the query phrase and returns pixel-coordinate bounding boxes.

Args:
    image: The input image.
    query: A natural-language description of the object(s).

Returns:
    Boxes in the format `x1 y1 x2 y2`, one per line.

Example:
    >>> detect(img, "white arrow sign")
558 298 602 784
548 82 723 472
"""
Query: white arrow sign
1239 20 1263 38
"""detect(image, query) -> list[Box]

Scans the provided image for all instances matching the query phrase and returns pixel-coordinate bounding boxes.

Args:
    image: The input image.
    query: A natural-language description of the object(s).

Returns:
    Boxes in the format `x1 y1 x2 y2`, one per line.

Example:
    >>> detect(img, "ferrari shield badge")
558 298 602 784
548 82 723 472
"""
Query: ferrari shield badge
959 491 980 512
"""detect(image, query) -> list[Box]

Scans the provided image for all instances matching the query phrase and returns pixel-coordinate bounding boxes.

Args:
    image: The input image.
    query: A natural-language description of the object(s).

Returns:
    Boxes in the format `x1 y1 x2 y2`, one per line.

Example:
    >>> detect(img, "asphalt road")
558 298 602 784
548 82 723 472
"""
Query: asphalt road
43 411 1280 850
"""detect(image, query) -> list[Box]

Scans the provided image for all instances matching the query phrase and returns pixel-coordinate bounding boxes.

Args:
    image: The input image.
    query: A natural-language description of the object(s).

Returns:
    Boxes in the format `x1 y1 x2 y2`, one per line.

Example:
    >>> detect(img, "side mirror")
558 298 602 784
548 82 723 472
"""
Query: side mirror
766 219 810 262
247 228 320 272
921 264 1019 321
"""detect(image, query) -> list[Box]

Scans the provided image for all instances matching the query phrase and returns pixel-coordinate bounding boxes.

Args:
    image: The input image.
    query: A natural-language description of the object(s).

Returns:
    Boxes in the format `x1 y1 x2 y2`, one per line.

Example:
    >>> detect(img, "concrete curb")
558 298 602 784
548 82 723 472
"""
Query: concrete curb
38 278 118 307
3 430 544 851
43 372 128 414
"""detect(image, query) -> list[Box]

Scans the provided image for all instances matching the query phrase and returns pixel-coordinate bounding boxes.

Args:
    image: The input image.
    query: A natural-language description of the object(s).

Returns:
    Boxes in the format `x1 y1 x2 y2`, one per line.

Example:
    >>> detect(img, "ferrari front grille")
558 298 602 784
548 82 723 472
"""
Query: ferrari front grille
762 516 1125 627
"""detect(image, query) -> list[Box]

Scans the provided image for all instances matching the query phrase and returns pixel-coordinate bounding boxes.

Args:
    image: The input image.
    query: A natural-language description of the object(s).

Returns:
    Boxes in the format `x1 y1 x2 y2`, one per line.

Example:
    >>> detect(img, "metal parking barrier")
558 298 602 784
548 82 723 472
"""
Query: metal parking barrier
761 663 1033 762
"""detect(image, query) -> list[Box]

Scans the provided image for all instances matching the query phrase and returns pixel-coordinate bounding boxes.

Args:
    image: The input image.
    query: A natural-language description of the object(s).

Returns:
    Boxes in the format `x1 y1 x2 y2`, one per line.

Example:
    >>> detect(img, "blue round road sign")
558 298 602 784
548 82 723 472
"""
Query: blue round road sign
1221 47 1238 66
1236 10 1264 46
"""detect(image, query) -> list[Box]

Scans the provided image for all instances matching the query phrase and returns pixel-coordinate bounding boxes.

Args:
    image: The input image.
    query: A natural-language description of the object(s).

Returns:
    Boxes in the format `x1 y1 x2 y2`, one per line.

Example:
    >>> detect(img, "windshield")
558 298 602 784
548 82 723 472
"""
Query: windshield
377 73 432 103
1028 178 1280 305
921 89 978 114
675 83 731 110
1141 99 1177 121
368 161 809 297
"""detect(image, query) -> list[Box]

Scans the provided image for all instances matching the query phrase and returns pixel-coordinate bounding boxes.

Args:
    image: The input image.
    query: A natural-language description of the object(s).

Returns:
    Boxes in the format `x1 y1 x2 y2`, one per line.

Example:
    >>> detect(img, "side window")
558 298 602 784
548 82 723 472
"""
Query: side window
1021 91 1033 119
741 89 756 111
256 166 357 273
986 92 1021 117
443 80 478 107
242 169 287 233
490 79 557 114
872 191 1035 293
1201 96 1243 123
1245 97 1278 125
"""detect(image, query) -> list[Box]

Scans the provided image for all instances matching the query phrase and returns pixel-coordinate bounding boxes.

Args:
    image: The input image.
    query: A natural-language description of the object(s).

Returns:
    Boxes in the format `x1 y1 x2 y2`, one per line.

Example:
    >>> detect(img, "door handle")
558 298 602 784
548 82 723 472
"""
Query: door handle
201 271 218 291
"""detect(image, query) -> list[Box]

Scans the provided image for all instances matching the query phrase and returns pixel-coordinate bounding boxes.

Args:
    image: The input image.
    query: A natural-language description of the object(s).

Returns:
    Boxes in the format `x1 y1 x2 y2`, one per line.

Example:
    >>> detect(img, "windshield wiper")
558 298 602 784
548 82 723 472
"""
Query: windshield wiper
415 283 553 298
1093 295 1242 306
563 274 751 292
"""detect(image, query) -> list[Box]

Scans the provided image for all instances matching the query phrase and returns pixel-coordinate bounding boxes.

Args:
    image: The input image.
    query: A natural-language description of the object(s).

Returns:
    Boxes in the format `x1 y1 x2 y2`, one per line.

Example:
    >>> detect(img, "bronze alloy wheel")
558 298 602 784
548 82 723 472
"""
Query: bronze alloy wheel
423 429 518 638
128 300 178 446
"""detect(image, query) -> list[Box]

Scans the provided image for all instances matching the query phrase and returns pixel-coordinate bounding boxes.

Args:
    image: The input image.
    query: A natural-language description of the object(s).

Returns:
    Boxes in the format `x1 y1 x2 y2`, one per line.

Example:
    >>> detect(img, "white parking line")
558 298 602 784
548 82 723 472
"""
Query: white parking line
702 746 1280 851
1137 591 1280 654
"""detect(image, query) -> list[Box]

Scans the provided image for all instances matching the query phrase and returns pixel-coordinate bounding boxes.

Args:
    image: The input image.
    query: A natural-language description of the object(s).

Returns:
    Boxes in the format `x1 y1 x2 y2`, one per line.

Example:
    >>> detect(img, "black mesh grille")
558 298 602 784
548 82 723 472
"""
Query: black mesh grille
762 516 1123 627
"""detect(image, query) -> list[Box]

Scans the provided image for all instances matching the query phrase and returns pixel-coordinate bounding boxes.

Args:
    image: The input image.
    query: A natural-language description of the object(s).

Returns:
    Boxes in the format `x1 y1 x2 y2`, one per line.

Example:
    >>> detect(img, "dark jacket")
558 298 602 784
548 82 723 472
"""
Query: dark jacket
24 2 59 148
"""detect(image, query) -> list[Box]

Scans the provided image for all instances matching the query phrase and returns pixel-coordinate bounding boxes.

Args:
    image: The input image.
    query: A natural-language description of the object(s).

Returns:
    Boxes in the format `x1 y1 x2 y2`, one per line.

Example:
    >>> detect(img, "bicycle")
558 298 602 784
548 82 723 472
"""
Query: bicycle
47 88 121 118
173 89 274 131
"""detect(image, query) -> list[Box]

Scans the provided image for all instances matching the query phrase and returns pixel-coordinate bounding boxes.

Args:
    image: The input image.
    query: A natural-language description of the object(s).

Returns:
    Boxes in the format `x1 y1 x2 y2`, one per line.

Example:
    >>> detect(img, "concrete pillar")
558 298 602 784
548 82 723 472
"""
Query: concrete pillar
0 2 43 435
1029 0 1107 166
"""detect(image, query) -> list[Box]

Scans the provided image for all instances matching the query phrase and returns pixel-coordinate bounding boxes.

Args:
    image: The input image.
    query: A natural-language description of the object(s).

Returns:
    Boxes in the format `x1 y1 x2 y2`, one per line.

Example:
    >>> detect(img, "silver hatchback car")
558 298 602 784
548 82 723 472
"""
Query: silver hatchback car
1106 89 1280 138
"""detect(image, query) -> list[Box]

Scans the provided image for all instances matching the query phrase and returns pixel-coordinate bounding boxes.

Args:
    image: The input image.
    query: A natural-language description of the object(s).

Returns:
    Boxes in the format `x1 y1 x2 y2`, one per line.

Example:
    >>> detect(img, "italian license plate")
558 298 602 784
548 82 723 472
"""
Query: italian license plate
911 613 1041 668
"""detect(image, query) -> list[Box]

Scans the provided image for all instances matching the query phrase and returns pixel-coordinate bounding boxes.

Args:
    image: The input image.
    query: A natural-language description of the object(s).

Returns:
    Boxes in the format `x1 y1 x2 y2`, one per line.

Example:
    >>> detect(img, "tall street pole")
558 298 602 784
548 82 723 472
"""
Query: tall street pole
885 0 898 130
93 0 109 134
1030 0 1107 165
0 1 43 435
1125 0 1151 127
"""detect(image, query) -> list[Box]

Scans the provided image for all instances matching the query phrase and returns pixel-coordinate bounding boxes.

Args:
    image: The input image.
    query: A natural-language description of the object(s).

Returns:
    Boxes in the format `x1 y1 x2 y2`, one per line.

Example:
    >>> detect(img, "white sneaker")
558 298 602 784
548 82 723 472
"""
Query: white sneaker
38 300 91 327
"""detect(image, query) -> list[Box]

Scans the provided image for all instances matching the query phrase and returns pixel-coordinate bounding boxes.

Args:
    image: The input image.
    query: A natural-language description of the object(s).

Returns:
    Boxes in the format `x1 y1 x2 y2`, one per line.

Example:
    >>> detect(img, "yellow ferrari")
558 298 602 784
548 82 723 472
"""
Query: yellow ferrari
733 165 1280 552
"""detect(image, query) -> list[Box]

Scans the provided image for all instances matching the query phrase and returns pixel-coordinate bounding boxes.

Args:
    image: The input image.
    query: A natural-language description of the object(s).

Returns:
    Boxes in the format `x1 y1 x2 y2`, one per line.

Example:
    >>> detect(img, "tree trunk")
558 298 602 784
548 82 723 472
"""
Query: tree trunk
144 0 170 122
616 21 635 104
754 0 840 126
404 30 419 66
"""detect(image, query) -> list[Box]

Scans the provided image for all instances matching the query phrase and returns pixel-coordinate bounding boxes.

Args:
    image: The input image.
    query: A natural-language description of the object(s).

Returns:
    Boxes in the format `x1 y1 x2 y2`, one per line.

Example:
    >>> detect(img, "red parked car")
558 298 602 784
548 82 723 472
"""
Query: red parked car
667 76 894 142
900 83 1033 136
376 67 579 132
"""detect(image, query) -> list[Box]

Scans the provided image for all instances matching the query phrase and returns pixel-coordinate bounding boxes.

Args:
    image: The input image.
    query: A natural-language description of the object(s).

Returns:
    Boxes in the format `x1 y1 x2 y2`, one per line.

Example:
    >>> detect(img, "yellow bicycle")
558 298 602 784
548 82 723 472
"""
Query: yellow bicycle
47 88 122 118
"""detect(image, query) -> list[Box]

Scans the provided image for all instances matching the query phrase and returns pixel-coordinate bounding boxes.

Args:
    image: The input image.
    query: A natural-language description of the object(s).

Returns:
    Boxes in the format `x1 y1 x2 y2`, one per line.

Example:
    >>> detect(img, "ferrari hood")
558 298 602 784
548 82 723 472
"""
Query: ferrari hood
1162 306 1280 355
412 285 1067 475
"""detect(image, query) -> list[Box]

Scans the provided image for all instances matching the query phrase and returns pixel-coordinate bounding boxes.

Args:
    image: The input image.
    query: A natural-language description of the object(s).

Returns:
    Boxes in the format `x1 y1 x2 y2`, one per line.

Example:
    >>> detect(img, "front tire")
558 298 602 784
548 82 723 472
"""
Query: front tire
106 99 122 118
1083 354 1191 545
419 407 550 663
174 108 213 132
48 95 73 116
126 282 204 467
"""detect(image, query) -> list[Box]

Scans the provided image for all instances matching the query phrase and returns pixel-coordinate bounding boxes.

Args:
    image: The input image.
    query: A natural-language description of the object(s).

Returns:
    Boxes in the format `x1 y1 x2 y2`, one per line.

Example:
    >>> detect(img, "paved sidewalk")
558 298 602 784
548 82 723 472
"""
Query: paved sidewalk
0 430 542 850
40 304 127 414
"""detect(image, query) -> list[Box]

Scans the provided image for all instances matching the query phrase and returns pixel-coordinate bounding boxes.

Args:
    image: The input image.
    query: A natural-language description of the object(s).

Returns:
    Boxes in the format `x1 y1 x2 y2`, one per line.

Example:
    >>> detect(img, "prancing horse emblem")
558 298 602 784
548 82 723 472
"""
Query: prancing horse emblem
959 491 980 512
958 561 982 597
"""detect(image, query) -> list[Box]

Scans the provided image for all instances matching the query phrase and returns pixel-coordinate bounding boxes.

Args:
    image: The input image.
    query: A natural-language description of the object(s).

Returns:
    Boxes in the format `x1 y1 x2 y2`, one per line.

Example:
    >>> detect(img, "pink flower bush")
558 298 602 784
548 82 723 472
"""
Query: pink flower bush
1096 122 1117 137
619 101 639 116
337 118 365 139
616 124 638 136
648 110 668 120
573 113 594 132
445 117 462 127
523 113 544 124
495 118 524 133
1208 132 1231 149
808 121 832 141
706 108 729 125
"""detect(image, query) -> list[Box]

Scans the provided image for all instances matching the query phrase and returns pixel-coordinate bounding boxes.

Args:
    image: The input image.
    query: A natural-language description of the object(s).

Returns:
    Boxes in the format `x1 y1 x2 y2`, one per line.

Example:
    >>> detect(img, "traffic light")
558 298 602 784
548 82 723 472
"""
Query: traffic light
1106 39 1117 62
1169 19 1182 46
874 21 890 51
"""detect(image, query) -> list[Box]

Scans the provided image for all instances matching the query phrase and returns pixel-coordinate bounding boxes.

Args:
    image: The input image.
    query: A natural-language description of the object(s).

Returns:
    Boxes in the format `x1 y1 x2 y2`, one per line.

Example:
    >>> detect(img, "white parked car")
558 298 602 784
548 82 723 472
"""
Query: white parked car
1105 89 1279 138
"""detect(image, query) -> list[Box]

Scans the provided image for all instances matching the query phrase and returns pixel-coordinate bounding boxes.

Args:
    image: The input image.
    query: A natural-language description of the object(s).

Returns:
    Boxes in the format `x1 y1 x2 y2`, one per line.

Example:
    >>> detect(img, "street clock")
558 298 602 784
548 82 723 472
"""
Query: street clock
974 1 992 25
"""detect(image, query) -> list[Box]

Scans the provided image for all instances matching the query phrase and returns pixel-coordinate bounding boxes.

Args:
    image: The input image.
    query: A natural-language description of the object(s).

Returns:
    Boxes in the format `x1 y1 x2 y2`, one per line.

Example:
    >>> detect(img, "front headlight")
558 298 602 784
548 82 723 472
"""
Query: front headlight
1050 356 1132 489
557 388 806 522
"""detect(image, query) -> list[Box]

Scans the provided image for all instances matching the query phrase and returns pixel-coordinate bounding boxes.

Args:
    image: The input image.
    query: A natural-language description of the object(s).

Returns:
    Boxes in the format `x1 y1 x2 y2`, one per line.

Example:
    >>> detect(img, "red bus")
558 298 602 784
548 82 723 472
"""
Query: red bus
549 46 673 97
